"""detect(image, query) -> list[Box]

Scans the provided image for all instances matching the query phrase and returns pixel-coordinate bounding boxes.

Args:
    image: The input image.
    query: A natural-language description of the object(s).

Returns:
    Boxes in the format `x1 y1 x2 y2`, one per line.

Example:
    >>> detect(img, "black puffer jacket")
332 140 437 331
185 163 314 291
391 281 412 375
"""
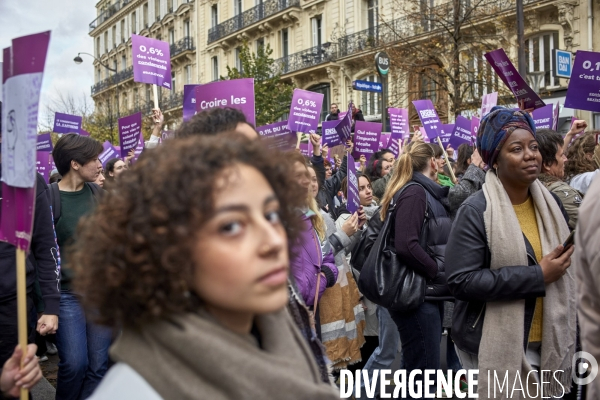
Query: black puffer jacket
446 190 569 355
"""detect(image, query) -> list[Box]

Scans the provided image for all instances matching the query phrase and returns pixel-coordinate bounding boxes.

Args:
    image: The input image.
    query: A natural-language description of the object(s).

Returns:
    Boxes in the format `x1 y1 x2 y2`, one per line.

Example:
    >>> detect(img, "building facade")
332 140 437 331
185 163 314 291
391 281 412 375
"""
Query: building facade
89 0 600 131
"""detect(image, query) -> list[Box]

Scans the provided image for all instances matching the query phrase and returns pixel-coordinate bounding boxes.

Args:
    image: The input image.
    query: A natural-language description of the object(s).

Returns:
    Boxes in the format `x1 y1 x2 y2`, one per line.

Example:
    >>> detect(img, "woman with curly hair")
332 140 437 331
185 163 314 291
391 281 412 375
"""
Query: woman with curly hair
564 131 600 195
73 134 338 400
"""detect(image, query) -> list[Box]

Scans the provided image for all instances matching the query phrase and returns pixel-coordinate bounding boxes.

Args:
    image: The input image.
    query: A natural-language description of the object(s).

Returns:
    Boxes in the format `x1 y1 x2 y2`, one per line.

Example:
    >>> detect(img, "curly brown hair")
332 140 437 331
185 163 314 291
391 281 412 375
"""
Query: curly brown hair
71 134 306 328
565 131 598 180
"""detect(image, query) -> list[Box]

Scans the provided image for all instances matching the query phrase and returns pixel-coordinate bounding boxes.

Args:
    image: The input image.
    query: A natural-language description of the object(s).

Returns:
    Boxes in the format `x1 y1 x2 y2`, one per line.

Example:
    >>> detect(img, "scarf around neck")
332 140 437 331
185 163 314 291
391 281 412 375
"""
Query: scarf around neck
110 309 338 400
478 170 576 399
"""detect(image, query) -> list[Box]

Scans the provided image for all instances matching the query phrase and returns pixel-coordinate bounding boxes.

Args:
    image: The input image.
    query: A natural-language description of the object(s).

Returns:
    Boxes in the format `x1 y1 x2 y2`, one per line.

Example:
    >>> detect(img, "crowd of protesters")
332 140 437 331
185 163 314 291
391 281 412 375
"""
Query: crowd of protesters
0 101 599 400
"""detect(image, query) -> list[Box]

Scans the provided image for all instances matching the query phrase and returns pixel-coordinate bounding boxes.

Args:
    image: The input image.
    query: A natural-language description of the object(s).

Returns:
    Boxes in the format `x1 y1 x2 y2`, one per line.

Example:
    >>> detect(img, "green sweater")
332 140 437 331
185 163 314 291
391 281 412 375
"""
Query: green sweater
55 185 95 291
438 173 455 188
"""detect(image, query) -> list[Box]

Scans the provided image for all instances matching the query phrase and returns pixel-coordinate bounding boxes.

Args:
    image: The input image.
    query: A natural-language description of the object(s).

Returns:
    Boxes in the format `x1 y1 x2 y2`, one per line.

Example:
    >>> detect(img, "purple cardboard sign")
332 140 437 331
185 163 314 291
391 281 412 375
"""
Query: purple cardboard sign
36 133 53 151
257 120 296 151
183 84 200 122
2 31 50 190
389 107 409 140
195 78 255 126
532 104 554 129
335 103 353 143
484 49 545 110
413 100 442 141
471 117 480 140
118 113 142 158
131 34 172 89
298 140 311 157
288 89 324 133
552 102 560 130
79 129 90 137
450 116 472 149
321 120 343 148
352 121 382 159
440 124 454 147
379 132 391 149
53 112 82 134
346 153 360 214
99 141 120 168
36 151 51 183
564 50 600 112
388 137 401 157
481 92 498 117
0 184 36 251
132 135 145 163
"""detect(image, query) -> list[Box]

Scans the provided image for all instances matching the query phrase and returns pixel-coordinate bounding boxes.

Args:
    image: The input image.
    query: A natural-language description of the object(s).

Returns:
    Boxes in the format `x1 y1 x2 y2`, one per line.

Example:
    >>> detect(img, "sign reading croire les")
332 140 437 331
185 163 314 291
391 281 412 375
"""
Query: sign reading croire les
375 51 390 77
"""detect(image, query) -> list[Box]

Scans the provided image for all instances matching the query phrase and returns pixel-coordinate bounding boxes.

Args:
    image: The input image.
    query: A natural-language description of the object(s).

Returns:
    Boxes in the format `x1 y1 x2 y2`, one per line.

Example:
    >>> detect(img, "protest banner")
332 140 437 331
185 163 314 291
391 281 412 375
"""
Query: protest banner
132 135 145 163
53 112 82 134
79 129 90 137
440 124 454 147
335 103 353 143
413 100 442 141
36 133 53 151
471 117 480 142
183 84 199 122
379 132 391 150
481 92 498 117
321 120 343 147
195 78 256 126
564 50 600 112
484 48 545 110
36 151 52 183
257 120 296 151
450 116 472 149
352 121 382 159
346 153 360 214
552 102 560 130
132 34 171 108
288 89 324 133
532 104 554 129
389 107 409 140
118 112 142 158
99 141 120 168
387 137 401 157
1 31 50 398
298 140 311 157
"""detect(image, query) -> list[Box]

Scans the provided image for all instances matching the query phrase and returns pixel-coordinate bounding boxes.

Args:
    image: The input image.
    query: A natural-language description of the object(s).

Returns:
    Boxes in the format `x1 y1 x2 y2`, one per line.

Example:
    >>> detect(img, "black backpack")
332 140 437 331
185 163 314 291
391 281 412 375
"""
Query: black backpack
47 182 104 223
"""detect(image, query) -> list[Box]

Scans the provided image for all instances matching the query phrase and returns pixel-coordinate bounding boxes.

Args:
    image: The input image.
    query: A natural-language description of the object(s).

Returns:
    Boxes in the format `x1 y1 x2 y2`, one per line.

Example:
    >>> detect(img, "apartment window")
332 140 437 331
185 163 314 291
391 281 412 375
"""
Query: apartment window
311 15 322 47
464 51 497 100
169 28 175 44
167 0 173 12
308 83 330 122
211 5 218 28
122 92 128 111
281 28 289 58
525 32 560 89
367 0 378 30
234 0 242 15
131 12 137 34
96 37 101 57
104 31 108 52
121 55 127 70
112 26 117 48
256 38 265 53
360 75 381 116
420 74 438 104
155 0 161 21
171 71 176 92
143 3 149 28
113 59 118 73
96 68 101 82
185 65 192 84
184 19 190 37
212 57 219 80
120 20 125 43
420 0 434 31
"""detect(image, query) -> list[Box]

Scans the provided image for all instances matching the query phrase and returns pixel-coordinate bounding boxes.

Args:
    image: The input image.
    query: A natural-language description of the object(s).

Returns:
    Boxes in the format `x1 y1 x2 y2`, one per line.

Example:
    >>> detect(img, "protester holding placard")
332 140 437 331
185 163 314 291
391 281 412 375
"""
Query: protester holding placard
564 131 600 195
429 144 455 187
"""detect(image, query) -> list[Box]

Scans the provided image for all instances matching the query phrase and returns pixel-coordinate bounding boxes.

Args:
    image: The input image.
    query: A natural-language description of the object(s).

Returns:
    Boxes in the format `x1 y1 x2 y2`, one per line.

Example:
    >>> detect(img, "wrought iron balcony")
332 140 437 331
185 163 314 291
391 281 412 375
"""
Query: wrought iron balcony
130 99 155 115
90 66 133 95
89 0 131 33
170 37 195 58
275 43 337 75
163 91 184 110
208 0 299 43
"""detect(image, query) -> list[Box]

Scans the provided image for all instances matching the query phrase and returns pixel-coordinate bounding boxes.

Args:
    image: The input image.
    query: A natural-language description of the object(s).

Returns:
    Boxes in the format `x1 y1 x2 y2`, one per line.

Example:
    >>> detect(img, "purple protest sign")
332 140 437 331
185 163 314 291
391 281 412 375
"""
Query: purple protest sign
99 141 120 168
132 135 145 163
36 151 51 183
418 127 430 143
321 120 343 148
346 153 360 214
183 84 199 122
195 78 255 126
0 184 36 251
298 140 311 157
450 116 472 149
118 113 142 158
484 49 545 110
389 107 409 140
162 130 174 141
564 50 600 112
36 134 53 151
79 129 90 137
481 92 498 117
257 120 296 151
288 89 324 133
335 103 353 143
532 104 554 129
353 121 382 159
379 132 391 150
471 117 480 145
413 100 442 141
53 112 82 134
131 34 172 89
388 137 401 158
552 102 560 130
2 31 50 190
440 124 454 147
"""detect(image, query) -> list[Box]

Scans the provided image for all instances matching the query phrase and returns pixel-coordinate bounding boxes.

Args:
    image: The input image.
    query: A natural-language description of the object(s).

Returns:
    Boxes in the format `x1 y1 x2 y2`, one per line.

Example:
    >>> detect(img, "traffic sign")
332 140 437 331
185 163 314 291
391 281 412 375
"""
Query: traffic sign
352 80 383 93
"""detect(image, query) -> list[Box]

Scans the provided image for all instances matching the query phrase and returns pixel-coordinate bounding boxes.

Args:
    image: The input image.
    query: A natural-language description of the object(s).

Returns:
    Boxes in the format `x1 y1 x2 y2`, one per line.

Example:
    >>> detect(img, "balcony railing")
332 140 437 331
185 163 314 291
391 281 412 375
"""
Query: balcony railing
170 37 195 57
89 0 131 33
208 0 299 43
162 91 184 109
91 66 133 95
275 43 337 75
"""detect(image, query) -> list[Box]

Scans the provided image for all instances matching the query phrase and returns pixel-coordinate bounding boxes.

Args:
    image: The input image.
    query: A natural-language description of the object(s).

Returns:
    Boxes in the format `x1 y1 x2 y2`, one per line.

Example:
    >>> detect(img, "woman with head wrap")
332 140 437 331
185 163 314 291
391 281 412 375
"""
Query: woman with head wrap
445 106 577 399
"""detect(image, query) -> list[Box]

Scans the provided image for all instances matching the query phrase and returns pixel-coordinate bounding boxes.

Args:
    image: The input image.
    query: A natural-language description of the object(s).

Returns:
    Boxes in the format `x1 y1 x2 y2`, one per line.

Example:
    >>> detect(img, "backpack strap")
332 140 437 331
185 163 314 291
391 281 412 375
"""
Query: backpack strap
48 182 61 223
85 182 106 203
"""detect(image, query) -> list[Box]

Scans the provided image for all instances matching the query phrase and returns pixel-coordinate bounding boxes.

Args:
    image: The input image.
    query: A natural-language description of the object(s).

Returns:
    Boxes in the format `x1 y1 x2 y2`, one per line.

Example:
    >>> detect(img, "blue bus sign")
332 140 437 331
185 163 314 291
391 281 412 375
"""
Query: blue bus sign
352 80 383 93
553 49 572 78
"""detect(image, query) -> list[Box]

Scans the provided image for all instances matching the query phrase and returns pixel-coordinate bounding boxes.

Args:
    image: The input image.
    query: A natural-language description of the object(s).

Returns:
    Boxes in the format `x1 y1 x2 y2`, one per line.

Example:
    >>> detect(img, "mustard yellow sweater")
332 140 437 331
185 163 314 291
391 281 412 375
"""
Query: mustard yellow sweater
513 197 543 343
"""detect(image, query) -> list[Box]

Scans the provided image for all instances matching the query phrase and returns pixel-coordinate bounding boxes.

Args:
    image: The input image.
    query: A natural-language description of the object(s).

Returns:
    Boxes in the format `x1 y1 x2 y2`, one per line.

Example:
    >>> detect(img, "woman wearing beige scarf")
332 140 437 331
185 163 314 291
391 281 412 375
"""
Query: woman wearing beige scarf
70 135 339 400
446 107 576 399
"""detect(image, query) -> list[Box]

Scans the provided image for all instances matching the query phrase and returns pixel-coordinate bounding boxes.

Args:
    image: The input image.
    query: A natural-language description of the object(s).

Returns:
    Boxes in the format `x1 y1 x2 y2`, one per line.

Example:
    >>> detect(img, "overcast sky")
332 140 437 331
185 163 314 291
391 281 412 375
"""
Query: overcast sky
0 0 97 124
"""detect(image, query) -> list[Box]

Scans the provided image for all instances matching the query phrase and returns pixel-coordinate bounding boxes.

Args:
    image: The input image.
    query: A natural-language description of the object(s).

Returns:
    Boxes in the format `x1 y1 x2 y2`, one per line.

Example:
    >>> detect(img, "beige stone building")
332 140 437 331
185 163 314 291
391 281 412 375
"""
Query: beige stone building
89 0 600 131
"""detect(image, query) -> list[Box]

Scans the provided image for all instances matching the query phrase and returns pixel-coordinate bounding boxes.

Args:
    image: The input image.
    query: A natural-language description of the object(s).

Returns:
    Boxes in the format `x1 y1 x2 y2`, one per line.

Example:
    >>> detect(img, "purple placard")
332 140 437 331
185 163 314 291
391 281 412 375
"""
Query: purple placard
118 113 142 158
288 89 324 133
419 127 430 143
471 117 480 143
79 129 90 137
335 103 353 143
564 50 600 112
36 151 51 183
131 34 172 89
0 184 36 251
440 124 454 147
379 132 391 150
132 135 145 163
389 107 409 140
298 140 311 157
183 84 199 122
388 137 401 158
481 92 498 117
53 112 82 134
321 120 343 147
257 120 296 151
352 121 382 159
532 104 554 129
195 78 255 126
346 153 360 214
36 134 53 151
552 102 560 130
484 49 545 110
450 116 472 149
99 141 120 168
162 130 174 141
413 100 442 140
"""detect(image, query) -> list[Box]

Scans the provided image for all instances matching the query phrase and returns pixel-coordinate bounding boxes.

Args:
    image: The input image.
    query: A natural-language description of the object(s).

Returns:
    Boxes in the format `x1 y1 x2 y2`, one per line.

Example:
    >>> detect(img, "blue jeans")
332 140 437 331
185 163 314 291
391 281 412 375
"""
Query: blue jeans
55 292 112 400
389 301 444 399
357 306 401 399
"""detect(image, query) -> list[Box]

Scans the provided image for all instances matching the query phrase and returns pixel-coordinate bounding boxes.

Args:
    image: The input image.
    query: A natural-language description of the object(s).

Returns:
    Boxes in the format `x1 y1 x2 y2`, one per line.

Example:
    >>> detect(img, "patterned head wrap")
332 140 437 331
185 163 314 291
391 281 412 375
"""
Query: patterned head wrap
476 106 536 167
